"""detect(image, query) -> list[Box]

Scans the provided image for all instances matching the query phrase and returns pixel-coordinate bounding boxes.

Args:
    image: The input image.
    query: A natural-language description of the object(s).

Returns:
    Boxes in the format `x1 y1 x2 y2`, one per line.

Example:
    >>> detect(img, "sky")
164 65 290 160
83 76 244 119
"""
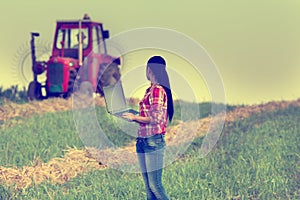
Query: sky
0 0 300 105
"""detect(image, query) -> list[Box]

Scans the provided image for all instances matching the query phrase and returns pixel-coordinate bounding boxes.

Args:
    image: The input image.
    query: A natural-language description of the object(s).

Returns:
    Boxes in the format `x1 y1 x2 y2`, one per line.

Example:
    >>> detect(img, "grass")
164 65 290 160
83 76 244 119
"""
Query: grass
0 111 82 167
0 101 229 167
1 103 299 199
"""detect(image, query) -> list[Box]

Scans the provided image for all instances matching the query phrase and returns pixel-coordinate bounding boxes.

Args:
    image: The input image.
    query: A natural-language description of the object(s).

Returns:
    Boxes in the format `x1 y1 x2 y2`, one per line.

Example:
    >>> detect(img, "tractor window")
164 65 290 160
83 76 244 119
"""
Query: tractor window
92 25 106 54
56 28 89 49
92 26 100 54
99 25 106 53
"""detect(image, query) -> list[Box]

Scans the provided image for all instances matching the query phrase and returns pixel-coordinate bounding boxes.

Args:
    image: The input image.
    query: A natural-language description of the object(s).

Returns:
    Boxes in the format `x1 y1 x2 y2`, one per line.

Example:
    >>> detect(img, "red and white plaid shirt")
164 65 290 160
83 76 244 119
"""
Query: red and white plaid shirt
138 84 168 137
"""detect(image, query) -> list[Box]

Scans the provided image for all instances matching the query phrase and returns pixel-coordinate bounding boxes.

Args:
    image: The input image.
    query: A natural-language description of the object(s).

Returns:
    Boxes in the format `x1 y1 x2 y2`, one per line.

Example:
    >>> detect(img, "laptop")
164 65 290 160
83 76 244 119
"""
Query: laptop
103 81 139 121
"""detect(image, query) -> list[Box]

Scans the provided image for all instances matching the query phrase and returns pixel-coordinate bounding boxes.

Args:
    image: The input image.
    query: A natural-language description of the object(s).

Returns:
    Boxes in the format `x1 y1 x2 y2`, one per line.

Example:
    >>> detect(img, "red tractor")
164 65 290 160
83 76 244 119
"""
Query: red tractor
27 14 121 100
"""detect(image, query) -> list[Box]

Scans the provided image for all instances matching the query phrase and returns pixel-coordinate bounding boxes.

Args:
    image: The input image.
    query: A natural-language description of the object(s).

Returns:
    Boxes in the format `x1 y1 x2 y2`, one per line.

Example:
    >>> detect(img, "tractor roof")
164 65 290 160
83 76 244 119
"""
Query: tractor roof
56 20 102 25
56 14 103 26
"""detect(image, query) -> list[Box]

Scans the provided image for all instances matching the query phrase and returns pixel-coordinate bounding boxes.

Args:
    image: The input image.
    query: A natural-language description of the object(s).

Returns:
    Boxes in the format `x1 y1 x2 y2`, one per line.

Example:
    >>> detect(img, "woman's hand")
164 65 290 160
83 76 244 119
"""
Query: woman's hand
122 113 151 124
122 112 137 121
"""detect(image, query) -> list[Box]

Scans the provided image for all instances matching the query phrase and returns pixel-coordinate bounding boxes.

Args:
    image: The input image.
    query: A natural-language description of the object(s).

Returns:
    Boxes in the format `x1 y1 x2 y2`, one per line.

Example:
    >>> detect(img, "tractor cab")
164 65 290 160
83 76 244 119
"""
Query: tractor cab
27 14 121 100
51 16 110 61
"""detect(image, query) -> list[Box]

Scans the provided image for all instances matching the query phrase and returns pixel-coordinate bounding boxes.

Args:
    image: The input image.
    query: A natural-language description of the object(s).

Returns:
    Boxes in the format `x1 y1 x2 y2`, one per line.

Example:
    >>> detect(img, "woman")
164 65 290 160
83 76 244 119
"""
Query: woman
123 56 174 200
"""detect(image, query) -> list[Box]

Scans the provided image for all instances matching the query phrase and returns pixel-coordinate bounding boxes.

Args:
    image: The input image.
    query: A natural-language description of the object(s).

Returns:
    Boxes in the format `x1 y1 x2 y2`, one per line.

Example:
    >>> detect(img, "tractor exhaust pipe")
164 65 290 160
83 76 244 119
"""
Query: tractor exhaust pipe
31 32 40 82
78 20 83 67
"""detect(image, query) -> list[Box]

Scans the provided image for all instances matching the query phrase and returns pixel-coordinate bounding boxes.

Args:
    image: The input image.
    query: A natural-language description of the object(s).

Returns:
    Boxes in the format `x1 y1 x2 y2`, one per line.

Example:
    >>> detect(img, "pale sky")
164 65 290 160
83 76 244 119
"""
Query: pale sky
0 0 300 105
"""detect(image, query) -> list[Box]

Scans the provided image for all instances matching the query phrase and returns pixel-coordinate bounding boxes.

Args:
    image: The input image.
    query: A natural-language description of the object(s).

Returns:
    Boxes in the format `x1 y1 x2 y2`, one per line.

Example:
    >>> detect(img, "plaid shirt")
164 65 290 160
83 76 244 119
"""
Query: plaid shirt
138 84 168 137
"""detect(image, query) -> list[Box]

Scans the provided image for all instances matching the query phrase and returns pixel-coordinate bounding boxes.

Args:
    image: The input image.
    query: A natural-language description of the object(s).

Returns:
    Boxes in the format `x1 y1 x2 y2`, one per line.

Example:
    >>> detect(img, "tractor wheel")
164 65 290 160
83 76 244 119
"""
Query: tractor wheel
79 81 94 97
27 81 43 101
97 63 121 96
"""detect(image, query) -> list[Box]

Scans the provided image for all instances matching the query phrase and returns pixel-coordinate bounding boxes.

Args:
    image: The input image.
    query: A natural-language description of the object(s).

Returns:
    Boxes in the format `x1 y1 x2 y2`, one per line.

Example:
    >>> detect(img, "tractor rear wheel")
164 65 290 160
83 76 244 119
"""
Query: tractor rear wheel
27 81 43 101
97 63 121 96
79 81 94 97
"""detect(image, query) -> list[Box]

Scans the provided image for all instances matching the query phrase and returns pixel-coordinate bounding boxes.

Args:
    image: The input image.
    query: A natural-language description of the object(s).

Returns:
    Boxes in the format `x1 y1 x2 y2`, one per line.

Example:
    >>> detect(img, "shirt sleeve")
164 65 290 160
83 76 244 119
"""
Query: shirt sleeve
149 86 166 125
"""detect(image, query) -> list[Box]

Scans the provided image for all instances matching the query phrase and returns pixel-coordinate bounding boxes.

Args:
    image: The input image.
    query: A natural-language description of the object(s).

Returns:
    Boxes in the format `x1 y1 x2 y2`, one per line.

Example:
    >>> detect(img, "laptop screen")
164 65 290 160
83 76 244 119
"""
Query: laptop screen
103 81 127 113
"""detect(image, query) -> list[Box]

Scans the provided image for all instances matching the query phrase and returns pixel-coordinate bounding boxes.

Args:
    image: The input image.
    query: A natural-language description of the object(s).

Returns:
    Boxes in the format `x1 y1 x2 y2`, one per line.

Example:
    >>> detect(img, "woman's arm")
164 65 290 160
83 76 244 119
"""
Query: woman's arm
122 113 151 124
122 86 166 124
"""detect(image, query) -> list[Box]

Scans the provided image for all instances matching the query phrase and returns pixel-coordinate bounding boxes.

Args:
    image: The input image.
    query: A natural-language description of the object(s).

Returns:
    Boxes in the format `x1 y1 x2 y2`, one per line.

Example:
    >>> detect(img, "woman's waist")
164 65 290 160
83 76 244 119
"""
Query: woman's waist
138 125 166 136
136 133 165 141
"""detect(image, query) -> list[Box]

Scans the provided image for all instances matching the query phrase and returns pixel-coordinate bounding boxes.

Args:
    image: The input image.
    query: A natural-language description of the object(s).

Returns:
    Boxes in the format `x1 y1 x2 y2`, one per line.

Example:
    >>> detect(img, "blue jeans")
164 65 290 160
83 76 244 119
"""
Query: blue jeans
136 134 169 200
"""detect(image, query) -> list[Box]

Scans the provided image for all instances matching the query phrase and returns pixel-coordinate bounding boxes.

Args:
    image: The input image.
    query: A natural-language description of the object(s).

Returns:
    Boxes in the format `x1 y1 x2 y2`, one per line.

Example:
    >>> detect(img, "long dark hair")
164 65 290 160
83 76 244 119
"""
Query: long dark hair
147 56 174 122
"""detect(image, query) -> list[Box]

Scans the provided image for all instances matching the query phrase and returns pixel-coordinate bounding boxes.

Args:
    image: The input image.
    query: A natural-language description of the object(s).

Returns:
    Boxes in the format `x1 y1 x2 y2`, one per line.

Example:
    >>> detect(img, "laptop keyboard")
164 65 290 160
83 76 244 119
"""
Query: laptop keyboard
114 109 139 117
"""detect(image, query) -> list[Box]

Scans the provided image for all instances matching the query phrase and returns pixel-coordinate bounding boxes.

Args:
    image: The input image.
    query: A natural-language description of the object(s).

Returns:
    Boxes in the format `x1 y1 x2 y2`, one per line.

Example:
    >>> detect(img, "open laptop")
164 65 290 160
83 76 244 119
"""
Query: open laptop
103 81 139 120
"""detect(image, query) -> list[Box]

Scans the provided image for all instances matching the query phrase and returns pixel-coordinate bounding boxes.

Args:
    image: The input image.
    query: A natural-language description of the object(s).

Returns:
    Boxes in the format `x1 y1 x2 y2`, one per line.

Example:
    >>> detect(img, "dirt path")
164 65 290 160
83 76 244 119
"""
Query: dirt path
1 98 299 189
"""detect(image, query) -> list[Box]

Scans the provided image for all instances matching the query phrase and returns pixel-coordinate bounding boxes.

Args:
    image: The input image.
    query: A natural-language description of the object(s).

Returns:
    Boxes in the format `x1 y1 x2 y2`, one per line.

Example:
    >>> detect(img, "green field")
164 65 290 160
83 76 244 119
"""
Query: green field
0 102 299 199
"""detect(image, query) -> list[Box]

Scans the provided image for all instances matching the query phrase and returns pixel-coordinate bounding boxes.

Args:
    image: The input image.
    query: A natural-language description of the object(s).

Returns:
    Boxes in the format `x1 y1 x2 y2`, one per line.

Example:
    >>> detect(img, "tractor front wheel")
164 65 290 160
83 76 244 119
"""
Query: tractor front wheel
27 81 43 101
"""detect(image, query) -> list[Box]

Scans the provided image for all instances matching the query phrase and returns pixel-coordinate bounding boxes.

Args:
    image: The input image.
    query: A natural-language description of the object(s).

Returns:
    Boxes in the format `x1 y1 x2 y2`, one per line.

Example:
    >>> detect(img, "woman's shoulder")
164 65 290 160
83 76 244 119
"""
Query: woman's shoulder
151 84 164 91
152 84 164 89
151 84 167 97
